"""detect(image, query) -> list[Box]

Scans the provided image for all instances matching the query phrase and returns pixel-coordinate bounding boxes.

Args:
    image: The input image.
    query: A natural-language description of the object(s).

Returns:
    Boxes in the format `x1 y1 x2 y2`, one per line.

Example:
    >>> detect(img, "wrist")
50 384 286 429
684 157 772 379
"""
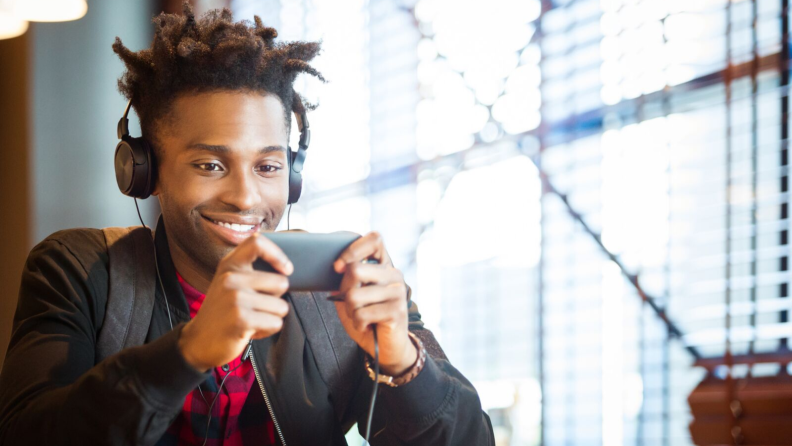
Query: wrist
380 340 419 376
178 321 211 372
367 332 427 387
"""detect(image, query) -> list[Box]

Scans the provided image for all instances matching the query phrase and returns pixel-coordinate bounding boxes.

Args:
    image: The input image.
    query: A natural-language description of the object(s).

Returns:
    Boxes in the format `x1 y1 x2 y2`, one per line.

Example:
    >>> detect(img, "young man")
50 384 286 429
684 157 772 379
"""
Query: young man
0 5 493 446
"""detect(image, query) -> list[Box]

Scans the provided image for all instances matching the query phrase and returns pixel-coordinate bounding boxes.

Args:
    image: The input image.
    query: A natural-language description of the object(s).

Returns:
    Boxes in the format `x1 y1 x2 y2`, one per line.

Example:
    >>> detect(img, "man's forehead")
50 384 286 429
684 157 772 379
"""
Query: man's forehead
166 92 289 142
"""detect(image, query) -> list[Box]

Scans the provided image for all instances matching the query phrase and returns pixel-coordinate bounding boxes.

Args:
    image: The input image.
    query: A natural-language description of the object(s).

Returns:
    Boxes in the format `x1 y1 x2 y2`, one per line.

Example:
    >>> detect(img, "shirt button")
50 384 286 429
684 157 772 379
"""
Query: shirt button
221 363 230 372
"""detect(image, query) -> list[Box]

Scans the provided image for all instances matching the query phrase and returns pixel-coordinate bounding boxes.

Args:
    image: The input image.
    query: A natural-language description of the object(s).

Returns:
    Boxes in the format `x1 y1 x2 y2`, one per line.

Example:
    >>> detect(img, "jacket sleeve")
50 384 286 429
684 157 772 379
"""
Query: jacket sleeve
0 237 208 446
354 298 496 445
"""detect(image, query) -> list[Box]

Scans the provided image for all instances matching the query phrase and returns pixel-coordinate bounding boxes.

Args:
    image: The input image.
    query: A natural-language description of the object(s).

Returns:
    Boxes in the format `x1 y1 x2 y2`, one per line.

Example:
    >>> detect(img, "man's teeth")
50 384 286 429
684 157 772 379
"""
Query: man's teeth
214 220 255 232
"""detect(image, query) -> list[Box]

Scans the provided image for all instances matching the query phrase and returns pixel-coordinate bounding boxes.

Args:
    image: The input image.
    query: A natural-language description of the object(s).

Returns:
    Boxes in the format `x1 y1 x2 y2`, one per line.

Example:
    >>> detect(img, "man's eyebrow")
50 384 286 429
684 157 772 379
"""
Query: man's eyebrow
186 143 287 155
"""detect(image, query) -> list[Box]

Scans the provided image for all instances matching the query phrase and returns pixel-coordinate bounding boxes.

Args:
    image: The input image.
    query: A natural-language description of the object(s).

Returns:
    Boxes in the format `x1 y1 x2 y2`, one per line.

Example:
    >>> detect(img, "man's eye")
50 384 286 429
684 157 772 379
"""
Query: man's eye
257 165 281 173
196 163 223 172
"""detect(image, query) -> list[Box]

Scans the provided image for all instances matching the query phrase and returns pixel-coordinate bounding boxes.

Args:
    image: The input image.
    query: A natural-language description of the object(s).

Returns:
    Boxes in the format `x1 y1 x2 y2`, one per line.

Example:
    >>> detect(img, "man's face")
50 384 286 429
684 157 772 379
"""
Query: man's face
153 91 289 275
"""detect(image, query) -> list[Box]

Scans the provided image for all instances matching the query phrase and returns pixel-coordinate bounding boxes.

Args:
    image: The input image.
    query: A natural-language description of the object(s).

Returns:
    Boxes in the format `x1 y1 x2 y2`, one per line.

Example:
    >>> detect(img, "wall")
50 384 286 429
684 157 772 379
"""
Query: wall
0 0 156 370
31 0 158 242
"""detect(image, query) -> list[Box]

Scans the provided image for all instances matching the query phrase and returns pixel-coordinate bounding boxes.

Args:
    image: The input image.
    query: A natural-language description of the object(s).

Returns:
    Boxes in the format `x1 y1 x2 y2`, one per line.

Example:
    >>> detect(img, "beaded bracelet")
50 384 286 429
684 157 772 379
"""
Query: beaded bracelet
365 331 427 387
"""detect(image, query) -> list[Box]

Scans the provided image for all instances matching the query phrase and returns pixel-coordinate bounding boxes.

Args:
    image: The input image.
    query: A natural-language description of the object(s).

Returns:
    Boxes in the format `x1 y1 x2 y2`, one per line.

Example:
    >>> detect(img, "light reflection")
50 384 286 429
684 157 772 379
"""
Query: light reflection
600 119 670 263
664 11 727 41
600 36 620 60
305 196 371 235
506 65 542 93
594 0 733 108
0 10 27 40
417 37 438 62
600 0 622 13
15 0 87 22
641 0 669 21
493 96 541 134
601 261 625 446
283 0 370 192
520 44 542 66
601 84 622 105
433 156 541 267
600 12 620 36
480 122 501 142
416 0 542 154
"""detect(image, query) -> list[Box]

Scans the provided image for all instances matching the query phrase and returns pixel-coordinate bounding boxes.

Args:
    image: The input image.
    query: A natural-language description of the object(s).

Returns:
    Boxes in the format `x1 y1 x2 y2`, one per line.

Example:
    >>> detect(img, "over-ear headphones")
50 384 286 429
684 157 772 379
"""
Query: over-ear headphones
288 110 309 205
115 100 156 199
114 99 310 204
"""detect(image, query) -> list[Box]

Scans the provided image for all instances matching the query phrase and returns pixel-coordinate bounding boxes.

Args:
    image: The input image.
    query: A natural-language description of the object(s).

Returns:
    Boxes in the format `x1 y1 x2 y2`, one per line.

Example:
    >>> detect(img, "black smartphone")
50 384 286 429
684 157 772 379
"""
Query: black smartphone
253 231 361 291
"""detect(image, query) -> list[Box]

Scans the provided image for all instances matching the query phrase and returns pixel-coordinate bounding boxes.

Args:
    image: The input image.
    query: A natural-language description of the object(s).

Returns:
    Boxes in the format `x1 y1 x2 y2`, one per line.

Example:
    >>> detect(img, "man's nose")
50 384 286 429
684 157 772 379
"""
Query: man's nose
219 168 261 211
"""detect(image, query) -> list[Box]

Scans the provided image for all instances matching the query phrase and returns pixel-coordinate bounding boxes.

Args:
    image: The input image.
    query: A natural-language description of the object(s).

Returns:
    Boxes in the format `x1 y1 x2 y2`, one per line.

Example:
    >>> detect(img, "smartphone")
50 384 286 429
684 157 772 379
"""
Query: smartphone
253 231 361 291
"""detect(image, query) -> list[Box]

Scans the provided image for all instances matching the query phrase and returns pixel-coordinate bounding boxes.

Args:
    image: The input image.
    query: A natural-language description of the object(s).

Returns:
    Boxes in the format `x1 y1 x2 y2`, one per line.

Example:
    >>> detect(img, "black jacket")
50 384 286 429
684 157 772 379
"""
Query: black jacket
0 220 494 445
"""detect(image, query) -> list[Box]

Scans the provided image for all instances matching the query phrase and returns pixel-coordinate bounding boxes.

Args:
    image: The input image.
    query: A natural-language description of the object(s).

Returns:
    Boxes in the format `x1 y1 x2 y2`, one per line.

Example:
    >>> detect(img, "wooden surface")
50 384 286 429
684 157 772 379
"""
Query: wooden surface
0 32 31 371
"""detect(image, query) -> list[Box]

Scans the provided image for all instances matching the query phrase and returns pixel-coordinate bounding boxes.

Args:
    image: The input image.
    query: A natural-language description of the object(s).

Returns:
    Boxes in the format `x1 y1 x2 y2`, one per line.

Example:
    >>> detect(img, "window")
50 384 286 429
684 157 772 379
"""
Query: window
231 0 791 444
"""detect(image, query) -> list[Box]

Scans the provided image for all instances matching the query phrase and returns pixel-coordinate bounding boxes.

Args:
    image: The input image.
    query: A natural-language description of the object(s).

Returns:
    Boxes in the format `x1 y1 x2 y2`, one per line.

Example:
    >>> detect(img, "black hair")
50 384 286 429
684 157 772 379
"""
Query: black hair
112 2 324 141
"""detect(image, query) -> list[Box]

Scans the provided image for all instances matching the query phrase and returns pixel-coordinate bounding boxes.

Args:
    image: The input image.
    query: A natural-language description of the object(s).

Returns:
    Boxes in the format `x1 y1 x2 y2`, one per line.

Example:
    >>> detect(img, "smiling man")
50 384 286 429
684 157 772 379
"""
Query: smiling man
0 4 493 446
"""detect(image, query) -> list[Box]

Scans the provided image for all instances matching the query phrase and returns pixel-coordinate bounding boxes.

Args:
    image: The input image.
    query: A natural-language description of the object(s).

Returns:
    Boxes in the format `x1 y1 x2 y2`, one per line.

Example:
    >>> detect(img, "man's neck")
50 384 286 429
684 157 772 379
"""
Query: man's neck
166 238 212 294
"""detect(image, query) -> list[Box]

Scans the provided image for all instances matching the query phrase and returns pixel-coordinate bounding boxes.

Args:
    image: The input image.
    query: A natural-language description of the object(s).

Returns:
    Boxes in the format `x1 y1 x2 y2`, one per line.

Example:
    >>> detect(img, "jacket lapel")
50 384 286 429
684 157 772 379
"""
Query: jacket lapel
250 293 341 445
289 291 363 424
290 291 360 391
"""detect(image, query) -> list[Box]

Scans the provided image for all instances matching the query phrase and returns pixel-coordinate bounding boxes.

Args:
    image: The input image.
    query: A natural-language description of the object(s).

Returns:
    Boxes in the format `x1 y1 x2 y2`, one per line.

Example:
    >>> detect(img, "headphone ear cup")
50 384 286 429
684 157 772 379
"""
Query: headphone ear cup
114 137 155 199
287 148 302 205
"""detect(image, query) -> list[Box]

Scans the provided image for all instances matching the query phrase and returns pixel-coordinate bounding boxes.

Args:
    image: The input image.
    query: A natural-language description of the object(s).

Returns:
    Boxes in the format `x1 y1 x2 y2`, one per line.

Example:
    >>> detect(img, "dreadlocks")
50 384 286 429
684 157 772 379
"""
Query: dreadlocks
112 2 324 142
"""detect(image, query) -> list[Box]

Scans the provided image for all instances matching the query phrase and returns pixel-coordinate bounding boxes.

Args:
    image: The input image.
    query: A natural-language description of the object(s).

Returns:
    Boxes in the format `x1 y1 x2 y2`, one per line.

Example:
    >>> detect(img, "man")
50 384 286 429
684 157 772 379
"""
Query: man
0 4 493 446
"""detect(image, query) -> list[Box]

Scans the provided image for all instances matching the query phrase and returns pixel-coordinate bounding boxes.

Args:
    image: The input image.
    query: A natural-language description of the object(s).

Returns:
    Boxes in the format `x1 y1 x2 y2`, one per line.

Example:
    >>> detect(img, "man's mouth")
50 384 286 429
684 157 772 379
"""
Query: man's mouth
201 214 264 242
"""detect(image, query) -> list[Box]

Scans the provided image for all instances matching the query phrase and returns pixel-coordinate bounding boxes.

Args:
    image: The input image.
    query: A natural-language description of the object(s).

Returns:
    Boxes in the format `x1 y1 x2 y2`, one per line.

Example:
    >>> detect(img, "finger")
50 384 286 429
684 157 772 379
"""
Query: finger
349 298 406 331
347 263 403 286
334 232 390 272
337 263 403 294
344 282 406 310
244 311 285 338
220 270 289 296
217 233 293 276
234 290 290 318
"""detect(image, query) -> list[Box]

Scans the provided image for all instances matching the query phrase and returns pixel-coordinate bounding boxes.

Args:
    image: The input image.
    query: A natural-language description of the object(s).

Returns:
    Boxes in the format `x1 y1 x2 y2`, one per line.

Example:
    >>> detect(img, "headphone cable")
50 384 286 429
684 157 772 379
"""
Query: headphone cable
197 359 245 446
134 198 174 330
363 326 379 445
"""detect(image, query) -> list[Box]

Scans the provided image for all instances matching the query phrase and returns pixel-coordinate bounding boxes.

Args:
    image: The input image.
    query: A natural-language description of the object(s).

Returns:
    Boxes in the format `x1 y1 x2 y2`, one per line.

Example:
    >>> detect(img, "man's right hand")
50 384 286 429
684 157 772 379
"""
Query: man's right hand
177 233 294 372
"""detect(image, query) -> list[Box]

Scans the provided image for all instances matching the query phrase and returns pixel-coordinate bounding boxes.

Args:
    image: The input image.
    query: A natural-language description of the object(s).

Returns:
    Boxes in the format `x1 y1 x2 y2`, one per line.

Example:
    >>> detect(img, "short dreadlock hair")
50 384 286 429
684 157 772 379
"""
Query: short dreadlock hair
112 3 324 144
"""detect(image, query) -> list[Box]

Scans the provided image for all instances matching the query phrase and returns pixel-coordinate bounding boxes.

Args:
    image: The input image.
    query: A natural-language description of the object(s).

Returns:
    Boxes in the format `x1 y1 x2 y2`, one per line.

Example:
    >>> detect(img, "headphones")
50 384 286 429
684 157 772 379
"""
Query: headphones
114 99 310 204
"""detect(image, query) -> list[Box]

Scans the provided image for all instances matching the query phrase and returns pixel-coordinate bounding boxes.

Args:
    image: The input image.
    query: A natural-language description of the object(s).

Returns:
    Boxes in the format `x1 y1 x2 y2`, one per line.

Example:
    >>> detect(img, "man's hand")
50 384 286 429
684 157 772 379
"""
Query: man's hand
332 232 417 376
178 233 294 372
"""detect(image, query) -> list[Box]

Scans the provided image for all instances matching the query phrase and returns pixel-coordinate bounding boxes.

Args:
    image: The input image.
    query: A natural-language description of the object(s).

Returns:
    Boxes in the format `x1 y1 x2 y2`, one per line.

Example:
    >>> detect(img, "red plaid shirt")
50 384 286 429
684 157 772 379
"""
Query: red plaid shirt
156 273 276 446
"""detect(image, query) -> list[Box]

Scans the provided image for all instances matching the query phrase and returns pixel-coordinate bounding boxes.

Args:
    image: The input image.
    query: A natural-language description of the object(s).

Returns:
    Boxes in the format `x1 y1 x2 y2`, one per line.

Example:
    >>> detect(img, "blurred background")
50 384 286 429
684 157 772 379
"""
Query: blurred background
1 0 791 445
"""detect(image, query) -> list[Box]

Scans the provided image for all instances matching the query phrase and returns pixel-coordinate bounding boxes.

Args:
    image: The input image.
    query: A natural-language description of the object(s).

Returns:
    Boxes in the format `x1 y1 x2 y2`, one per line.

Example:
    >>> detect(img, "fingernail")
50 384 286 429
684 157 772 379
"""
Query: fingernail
285 261 294 275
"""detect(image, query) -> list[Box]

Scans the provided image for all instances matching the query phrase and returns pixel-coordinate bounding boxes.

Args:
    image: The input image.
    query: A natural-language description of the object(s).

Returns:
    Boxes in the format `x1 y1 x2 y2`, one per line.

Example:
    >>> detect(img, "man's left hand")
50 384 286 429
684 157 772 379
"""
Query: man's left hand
332 232 417 376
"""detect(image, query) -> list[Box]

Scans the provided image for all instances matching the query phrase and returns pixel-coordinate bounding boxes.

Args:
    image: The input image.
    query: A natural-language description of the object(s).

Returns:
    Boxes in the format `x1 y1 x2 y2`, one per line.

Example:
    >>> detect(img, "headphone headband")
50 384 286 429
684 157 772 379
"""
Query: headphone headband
114 98 310 204
117 99 133 139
